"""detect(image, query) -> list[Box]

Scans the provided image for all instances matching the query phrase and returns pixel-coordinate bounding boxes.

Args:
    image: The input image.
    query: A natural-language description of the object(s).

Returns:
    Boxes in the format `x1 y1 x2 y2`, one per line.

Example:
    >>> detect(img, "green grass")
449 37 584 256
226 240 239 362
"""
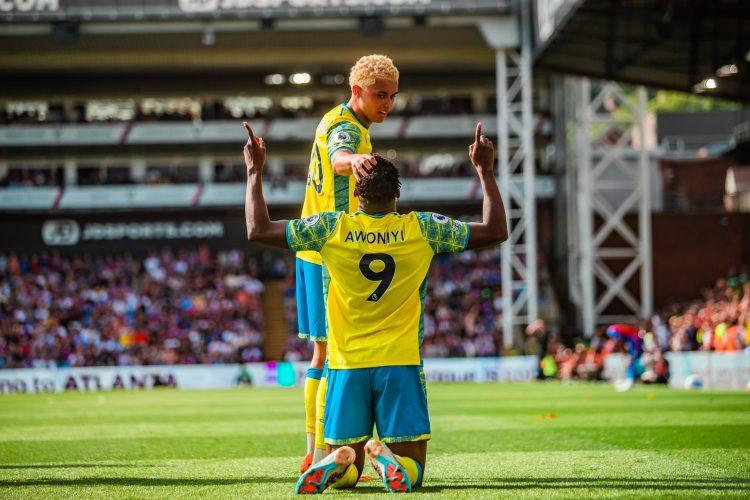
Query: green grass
1 382 749 498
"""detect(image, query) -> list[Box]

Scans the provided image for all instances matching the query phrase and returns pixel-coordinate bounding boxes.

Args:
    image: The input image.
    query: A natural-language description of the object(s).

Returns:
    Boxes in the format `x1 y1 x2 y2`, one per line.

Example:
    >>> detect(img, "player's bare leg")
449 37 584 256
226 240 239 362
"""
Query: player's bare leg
365 439 426 493
301 341 326 472
295 445 355 494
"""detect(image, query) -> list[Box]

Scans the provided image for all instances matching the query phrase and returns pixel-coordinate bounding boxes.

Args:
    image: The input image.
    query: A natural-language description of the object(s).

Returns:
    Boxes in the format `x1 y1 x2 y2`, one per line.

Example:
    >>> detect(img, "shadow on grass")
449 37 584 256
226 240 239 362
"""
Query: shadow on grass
3 475 748 492
338 476 750 494
412 476 750 493
0 477 297 487
0 464 145 470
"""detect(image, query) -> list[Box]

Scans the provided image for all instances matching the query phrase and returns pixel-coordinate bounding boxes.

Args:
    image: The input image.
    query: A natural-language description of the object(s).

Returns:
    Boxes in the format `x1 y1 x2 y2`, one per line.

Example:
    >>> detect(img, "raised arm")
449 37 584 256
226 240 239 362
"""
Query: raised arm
243 122 290 248
467 122 509 250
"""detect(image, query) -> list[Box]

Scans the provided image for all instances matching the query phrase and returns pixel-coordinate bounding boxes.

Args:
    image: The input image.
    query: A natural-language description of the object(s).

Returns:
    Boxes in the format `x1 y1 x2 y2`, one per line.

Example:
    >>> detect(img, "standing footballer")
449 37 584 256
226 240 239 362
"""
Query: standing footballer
296 55 399 472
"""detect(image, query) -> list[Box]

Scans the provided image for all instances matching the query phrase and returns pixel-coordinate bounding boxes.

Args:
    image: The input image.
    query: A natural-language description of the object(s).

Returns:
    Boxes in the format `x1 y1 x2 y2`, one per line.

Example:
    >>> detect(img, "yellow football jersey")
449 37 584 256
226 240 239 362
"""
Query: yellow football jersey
298 104 372 265
287 210 470 369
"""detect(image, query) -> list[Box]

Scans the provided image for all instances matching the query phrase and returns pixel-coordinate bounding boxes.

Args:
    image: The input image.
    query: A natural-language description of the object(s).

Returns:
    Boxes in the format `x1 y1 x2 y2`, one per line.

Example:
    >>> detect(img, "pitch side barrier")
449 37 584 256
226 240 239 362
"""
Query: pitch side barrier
0 178 556 212
0 357 539 394
603 352 750 390
666 351 750 391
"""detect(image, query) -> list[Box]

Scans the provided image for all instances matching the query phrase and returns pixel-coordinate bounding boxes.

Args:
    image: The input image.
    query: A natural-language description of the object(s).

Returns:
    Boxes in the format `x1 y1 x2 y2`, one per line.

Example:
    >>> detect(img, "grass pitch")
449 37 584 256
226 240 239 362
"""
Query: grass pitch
1 382 748 498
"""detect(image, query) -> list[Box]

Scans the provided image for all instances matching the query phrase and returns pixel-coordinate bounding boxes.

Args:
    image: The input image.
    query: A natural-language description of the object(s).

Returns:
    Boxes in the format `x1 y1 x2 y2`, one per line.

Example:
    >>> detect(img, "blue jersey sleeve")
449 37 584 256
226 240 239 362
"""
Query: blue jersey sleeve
416 212 471 254
286 212 343 252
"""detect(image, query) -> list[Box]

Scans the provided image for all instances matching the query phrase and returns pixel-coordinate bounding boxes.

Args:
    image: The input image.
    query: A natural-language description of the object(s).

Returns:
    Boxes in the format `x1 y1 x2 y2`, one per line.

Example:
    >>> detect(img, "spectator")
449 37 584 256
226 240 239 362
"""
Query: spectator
525 319 552 379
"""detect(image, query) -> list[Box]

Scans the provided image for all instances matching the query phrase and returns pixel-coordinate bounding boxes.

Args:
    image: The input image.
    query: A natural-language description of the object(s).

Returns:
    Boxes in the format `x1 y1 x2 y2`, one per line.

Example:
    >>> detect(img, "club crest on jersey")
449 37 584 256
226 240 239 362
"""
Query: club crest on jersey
333 131 351 145
432 213 449 224
303 214 320 226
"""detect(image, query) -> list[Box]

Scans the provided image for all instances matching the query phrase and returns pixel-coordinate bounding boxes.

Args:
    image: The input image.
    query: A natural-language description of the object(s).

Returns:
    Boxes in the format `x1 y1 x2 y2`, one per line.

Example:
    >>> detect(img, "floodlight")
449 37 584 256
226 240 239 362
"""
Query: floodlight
290 73 312 85
264 74 285 85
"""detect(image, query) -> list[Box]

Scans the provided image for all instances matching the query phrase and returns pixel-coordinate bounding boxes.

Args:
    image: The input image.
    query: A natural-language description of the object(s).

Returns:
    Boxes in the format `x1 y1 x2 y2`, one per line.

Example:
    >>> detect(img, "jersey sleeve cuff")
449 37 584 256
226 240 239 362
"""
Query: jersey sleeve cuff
327 145 357 159
463 224 472 251
285 221 295 250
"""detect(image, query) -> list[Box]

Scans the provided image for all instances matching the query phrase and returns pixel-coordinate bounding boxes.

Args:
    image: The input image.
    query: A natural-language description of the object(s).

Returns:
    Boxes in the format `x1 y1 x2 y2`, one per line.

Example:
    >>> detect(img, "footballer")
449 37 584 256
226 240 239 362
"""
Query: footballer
295 55 399 473
242 120 507 493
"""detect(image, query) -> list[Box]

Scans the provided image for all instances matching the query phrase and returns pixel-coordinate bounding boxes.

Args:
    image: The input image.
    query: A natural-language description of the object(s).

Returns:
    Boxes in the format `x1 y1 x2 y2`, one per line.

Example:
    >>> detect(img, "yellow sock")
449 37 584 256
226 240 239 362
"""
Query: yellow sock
395 455 422 487
332 463 359 489
314 375 328 453
304 369 323 438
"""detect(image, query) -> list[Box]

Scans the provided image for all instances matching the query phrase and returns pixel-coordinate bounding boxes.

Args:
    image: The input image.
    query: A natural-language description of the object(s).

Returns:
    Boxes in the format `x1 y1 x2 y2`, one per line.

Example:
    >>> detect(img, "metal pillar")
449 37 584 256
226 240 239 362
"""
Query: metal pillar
478 8 537 349
563 78 582 311
497 1 538 349
571 79 653 336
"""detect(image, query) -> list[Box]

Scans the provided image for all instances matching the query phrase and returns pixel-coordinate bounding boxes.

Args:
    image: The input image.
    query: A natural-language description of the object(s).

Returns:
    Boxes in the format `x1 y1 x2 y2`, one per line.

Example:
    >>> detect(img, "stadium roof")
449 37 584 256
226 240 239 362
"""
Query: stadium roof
0 11 506 99
534 0 750 101
0 0 511 22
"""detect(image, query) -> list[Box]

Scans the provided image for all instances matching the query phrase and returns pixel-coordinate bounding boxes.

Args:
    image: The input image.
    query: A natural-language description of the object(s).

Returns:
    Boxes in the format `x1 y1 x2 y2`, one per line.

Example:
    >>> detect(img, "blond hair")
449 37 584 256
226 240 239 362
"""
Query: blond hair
349 54 399 89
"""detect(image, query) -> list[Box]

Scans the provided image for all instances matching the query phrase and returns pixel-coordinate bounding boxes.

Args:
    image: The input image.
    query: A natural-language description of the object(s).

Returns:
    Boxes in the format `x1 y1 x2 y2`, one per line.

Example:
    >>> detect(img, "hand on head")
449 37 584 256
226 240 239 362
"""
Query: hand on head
352 154 377 181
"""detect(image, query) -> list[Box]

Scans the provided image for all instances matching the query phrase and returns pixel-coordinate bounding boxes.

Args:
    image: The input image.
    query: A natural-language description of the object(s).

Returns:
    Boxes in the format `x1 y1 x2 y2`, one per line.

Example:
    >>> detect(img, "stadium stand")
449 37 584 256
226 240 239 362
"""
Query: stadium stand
0 237 572 368
0 156 484 187
0 96 480 124
0 246 547 367
0 249 274 368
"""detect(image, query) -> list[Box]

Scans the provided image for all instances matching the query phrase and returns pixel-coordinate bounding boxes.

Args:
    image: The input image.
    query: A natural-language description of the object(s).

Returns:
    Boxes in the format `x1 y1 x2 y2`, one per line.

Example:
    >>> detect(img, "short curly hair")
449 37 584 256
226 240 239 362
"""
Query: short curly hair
354 155 401 204
349 54 399 89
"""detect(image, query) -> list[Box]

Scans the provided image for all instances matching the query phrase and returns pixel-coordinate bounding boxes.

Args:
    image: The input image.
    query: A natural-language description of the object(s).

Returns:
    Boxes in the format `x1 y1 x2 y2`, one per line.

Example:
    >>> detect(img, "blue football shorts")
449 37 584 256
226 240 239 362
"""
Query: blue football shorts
295 257 326 342
323 365 430 445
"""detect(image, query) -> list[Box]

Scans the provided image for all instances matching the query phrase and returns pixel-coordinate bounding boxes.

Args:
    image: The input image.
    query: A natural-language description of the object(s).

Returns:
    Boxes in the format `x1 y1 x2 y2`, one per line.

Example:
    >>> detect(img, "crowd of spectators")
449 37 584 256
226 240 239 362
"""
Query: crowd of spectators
0 249 272 369
0 169 61 188
421 249 503 357
530 273 750 383
660 275 750 352
0 157 484 189
533 326 670 384
4 240 746 374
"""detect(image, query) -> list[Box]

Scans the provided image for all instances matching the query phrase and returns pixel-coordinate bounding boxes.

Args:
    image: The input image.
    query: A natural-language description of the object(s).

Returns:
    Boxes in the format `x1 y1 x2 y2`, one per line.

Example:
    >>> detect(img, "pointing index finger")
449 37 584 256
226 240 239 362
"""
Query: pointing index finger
243 122 257 144
475 122 482 144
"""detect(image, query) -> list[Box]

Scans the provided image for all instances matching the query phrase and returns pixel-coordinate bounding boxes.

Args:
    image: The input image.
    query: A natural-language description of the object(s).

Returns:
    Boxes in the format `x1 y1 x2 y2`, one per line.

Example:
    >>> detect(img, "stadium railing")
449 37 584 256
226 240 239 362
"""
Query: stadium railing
0 178 556 210
0 115 502 147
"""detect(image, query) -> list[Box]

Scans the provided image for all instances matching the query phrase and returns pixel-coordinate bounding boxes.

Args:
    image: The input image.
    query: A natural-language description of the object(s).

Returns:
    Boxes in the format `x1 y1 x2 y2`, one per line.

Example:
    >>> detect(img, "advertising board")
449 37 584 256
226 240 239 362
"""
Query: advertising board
0 357 540 394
